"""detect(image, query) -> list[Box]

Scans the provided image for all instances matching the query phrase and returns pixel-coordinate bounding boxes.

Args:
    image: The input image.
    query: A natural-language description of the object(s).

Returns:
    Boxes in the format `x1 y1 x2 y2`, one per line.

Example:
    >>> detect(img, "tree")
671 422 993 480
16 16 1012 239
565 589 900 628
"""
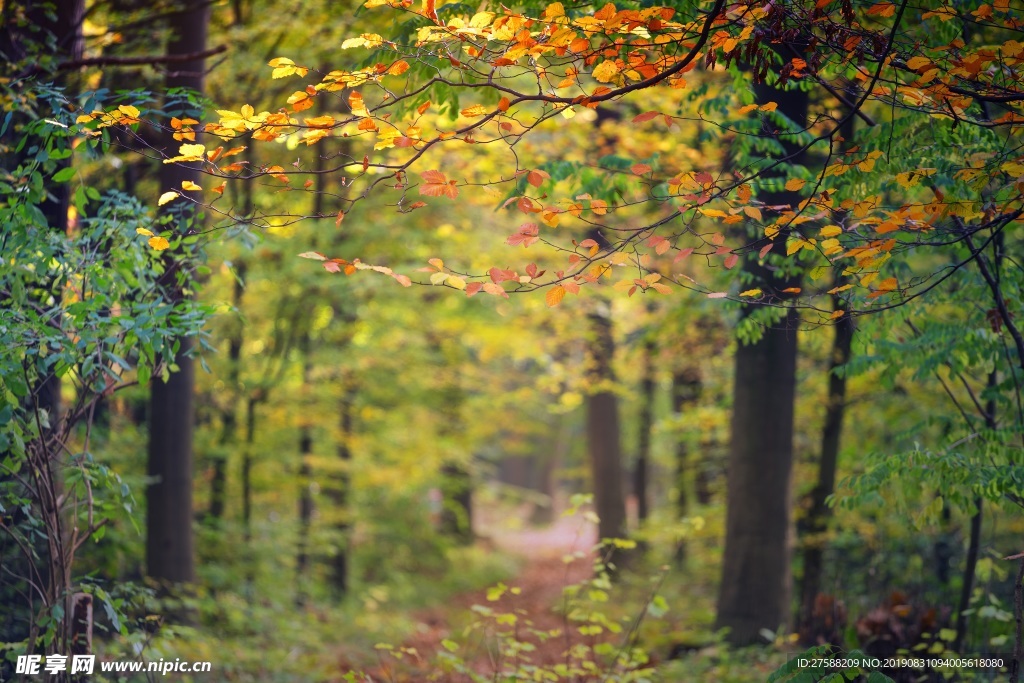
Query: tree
145 0 212 589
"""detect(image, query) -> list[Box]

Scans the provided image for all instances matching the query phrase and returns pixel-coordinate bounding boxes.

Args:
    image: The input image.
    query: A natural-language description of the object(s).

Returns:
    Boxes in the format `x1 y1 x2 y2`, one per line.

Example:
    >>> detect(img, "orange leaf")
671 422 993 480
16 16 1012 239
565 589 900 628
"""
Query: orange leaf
419 170 458 199
546 285 566 307
631 163 652 176
527 169 550 187
785 178 806 191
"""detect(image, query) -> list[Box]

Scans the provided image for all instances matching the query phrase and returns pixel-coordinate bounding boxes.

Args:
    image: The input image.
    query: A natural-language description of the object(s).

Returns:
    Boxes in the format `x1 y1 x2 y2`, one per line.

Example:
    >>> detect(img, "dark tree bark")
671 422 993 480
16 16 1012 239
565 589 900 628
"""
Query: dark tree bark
586 301 627 546
633 334 655 525
146 0 210 587
208 262 245 523
798 293 854 643
672 366 703 563
295 333 315 606
715 76 808 645
330 379 355 597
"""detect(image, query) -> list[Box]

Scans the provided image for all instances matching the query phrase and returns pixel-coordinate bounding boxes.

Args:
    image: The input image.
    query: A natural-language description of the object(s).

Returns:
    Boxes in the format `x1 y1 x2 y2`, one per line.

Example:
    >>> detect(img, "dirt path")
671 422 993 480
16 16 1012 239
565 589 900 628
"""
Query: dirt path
361 510 599 681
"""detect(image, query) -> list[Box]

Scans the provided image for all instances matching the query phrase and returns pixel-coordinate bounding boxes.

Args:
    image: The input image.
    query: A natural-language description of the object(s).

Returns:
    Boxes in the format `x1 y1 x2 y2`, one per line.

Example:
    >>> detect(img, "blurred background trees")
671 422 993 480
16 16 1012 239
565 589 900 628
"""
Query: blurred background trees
2 1 1023 681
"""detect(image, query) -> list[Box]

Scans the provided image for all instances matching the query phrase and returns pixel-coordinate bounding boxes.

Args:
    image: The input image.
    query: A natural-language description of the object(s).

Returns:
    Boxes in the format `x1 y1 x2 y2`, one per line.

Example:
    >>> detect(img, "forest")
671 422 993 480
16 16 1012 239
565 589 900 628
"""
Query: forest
2 0 1024 681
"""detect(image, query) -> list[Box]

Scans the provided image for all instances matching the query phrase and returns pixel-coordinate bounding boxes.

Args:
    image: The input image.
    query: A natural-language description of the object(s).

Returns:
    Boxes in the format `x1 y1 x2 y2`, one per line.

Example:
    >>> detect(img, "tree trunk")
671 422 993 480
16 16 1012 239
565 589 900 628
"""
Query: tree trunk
715 77 807 645
208 262 245 523
672 367 703 563
145 0 210 588
586 301 627 545
295 333 314 606
798 293 854 643
330 379 355 597
634 335 655 526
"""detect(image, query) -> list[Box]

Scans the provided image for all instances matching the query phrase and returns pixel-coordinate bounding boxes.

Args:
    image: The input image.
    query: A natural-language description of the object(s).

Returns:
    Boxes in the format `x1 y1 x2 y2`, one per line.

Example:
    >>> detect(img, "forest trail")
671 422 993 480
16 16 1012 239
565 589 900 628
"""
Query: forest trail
359 507 600 681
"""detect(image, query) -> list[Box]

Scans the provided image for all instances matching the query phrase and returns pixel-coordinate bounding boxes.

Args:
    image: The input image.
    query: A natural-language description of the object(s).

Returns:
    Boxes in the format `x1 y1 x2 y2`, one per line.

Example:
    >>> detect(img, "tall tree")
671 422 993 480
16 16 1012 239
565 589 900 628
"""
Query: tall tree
715 73 808 645
797 292 854 642
146 0 211 587
586 298 627 546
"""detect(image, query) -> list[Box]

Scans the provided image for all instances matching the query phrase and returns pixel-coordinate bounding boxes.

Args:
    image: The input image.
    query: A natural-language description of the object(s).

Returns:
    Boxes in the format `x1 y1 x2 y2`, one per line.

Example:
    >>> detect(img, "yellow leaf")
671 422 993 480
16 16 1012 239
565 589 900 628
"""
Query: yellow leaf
447 275 466 290
157 191 179 206
906 56 931 70
460 104 487 117
592 60 620 83
785 178 806 191
546 285 566 307
743 206 762 221
181 180 202 191
739 288 762 297
830 309 845 319
136 227 154 237
148 236 170 250
820 225 842 237
388 60 410 75
877 277 897 291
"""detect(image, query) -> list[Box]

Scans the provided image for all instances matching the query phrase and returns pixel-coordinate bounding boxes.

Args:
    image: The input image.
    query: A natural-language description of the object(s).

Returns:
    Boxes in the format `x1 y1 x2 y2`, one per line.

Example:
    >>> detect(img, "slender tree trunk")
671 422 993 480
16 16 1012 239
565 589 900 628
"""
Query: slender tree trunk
954 370 996 652
715 76 807 645
330 379 355 597
1011 556 1023 683
672 367 703 563
241 395 257 602
146 0 210 588
586 301 627 546
295 333 314 606
634 335 655 526
208 263 245 523
798 293 854 643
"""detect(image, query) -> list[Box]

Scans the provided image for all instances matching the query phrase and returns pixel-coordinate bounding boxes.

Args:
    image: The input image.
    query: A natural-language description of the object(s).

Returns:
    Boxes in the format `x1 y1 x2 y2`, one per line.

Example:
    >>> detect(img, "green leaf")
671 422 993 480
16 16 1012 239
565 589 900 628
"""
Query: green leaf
52 166 75 183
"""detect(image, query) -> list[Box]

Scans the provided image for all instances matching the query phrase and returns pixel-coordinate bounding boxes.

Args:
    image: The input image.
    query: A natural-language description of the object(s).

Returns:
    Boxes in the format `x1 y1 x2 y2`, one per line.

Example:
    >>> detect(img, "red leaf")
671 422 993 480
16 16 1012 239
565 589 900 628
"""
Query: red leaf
632 111 659 123
723 253 739 269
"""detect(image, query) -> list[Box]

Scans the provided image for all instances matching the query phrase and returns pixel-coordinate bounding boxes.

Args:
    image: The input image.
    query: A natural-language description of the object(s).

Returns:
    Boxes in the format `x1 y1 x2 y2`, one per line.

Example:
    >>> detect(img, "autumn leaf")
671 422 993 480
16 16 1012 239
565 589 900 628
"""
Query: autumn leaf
460 104 488 117
632 111 660 123
526 169 550 187
181 180 202 191
507 223 540 247
785 178 806 191
419 170 458 199
546 285 566 307
631 163 652 176
739 288 762 297
157 191 179 206
136 227 154 237
298 251 328 261
148 236 170 250
592 60 620 83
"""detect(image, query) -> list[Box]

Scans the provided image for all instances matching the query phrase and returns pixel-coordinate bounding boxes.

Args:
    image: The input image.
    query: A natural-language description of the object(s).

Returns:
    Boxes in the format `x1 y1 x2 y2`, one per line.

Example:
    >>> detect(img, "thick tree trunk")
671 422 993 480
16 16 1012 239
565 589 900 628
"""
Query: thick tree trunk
146 0 210 587
586 302 627 545
715 77 807 645
798 294 854 643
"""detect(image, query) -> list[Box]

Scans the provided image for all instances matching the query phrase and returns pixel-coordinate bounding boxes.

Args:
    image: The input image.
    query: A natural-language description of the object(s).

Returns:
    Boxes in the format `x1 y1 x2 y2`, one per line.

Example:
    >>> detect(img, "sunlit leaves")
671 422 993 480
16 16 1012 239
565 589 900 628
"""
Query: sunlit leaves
162 143 205 164
157 191 179 206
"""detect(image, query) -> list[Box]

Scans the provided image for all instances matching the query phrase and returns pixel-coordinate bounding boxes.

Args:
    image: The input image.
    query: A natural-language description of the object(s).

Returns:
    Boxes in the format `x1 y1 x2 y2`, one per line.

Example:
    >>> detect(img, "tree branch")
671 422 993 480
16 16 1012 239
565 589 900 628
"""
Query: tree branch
58 44 227 70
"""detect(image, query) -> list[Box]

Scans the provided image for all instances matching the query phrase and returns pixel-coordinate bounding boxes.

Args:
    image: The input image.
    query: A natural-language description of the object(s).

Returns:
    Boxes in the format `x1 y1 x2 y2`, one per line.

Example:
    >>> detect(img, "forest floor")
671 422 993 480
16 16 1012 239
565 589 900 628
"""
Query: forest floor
358 504 602 681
